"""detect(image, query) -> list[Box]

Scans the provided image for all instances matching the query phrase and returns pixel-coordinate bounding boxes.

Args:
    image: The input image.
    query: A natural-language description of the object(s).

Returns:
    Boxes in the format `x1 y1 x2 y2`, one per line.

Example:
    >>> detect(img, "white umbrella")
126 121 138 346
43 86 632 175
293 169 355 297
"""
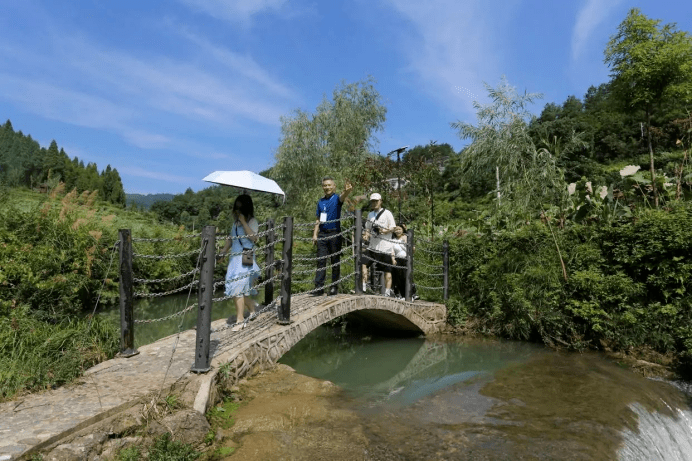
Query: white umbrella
202 170 285 201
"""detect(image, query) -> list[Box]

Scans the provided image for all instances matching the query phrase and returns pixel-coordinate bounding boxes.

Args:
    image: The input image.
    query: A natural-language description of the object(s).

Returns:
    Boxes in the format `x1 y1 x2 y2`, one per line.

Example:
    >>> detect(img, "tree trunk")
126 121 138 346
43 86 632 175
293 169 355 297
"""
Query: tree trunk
496 166 501 207
646 107 658 207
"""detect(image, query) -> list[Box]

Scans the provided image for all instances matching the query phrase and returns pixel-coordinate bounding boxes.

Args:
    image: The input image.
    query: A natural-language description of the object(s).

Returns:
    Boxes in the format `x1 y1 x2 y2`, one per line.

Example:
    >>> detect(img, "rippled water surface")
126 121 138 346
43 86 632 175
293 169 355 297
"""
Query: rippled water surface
280 327 692 460
98 291 256 347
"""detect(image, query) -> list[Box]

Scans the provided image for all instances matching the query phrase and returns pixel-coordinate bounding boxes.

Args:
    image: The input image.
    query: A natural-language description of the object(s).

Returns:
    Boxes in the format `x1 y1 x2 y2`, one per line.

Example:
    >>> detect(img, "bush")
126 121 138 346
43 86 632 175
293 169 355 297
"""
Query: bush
447 203 692 370
0 305 118 400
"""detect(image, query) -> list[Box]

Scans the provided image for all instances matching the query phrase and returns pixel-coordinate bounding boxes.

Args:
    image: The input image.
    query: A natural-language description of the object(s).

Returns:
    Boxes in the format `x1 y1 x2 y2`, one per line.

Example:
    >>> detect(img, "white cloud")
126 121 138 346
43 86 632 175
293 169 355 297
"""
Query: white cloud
0 23 295 156
173 25 297 100
61 37 289 127
0 73 132 131
118 165 198 185
176 0 287 26
383 0 514 118
571 0 624 61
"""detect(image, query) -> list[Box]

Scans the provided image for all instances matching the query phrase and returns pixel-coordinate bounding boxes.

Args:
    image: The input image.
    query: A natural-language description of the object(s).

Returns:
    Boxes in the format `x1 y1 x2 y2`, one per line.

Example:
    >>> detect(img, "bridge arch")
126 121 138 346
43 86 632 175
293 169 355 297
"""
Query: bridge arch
209 294 446 387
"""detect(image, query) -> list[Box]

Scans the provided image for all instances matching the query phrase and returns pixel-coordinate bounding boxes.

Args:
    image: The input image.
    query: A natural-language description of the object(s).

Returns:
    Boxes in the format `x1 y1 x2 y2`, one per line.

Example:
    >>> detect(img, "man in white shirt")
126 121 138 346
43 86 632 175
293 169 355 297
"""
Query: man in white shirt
362 193 396 296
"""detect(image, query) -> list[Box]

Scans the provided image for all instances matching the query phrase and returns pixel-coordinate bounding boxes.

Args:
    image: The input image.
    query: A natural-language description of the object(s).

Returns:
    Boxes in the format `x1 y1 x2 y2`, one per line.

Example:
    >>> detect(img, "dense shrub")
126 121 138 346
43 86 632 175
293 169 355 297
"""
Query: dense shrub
0 192 119 322
0 305 118 400
447 203 692 370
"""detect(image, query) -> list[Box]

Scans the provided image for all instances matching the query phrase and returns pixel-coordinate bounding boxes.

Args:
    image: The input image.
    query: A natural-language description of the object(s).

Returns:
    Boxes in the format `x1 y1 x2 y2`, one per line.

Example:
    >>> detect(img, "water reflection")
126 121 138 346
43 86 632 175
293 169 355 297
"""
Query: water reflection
280 327 692 460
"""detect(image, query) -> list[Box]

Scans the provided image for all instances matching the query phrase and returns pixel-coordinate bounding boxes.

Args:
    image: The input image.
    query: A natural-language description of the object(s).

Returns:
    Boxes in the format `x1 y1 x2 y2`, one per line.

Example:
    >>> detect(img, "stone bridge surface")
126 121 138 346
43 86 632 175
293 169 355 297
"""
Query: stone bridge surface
0 294 446 460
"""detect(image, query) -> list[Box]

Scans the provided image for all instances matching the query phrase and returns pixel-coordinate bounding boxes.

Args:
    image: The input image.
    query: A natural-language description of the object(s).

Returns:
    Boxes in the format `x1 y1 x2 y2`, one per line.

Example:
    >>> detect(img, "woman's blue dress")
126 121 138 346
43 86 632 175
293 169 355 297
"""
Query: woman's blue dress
224 218 260 298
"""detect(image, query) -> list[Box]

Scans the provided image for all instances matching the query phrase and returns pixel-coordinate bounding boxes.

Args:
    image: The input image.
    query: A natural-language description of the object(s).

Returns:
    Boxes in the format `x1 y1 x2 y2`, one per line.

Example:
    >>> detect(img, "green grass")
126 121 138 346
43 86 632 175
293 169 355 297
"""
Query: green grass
0 305 119 401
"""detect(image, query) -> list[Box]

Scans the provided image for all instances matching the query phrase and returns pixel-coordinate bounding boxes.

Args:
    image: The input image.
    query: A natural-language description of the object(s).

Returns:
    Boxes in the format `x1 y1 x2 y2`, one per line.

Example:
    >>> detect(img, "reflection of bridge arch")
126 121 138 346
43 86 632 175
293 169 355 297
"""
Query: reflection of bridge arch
208 294 446 388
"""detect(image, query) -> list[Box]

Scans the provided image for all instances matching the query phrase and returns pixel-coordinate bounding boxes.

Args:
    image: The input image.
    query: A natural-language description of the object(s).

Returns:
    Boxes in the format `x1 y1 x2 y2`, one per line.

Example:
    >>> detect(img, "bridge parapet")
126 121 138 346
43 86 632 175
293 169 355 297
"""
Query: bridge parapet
210 294 447 387
117 211 450 371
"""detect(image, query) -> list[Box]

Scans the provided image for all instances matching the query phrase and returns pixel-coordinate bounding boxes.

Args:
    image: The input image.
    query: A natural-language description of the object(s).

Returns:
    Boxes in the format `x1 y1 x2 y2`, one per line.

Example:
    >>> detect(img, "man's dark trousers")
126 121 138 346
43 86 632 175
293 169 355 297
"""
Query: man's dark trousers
315 230 342 289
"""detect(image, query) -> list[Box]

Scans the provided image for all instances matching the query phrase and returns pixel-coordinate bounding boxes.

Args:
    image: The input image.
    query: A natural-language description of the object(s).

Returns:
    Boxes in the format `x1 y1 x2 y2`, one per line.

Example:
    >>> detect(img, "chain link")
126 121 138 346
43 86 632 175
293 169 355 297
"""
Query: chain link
134 301 198 323
413 259 442 269
294 225 356 242
132 233 202 243
215 222 285 242
133 267 199 285
290 271 356 297
415 246 445 255
292 243 354 262
211 271 283 303
133 248 201 259
414 270 445 277
291 253 356 275
134 280 199 298
415 284 444 291
293 216 353 228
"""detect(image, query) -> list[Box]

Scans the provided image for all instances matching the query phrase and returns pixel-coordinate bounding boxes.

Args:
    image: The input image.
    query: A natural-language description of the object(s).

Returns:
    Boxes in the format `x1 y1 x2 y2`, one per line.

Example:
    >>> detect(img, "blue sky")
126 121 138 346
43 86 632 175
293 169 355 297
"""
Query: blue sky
1 0 691 194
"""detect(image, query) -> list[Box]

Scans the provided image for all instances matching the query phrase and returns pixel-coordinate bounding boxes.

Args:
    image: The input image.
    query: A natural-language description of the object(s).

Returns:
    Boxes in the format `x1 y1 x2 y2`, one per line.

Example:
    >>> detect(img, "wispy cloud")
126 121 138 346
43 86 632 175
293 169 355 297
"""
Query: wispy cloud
118 165 198 185
0 20 296 155
175 0 288 26
383 0 515 119
60 35 290 127
172 24 297 100
0 73 133 132
571 0 624 61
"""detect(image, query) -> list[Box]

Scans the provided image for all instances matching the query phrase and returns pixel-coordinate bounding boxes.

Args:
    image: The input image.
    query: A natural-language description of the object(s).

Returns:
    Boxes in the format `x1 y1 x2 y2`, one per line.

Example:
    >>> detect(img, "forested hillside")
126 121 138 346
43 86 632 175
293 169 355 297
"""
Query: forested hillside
0 120 126 206
126 193 174 210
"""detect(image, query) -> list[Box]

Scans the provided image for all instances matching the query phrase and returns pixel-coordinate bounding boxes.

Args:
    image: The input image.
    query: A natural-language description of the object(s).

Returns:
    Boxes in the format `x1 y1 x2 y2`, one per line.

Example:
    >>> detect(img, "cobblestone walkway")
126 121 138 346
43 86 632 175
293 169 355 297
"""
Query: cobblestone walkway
0 294 445 460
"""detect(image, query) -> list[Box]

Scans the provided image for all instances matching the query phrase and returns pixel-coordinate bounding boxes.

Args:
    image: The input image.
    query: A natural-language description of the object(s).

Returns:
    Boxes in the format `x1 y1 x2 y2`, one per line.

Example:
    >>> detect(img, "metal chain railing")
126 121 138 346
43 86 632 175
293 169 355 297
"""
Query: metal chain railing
116 212 450 369
133 267 199 285
132 233 202 243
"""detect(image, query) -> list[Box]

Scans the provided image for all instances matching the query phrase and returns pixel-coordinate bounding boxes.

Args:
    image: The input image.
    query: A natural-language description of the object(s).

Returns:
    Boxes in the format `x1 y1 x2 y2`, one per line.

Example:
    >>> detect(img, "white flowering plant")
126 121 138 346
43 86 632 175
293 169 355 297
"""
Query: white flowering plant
619 166 677 205
566 177 632 224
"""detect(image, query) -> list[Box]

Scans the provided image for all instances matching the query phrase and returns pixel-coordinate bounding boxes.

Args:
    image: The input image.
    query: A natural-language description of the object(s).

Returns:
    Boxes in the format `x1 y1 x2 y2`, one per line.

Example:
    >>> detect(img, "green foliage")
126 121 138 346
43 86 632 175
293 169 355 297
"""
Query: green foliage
271 77 387 211
451 77 568 223
0 190 120 321
0 120 126 206
447 202 692 370
0 304 118 400
604 8 692 113
118 446 142 461
207 397 241 430
147 432 200 461
604 8 692 205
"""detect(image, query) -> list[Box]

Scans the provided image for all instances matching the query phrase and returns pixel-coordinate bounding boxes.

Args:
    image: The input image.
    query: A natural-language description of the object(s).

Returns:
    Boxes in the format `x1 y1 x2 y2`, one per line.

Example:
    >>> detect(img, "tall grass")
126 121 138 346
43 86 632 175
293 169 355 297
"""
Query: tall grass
0 185 186 401
0 305 118 401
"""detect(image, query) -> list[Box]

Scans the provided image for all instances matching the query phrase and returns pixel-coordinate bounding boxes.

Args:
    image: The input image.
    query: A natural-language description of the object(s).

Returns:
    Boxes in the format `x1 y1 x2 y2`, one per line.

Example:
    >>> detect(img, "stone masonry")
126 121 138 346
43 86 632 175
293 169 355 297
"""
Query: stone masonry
0 294 446 460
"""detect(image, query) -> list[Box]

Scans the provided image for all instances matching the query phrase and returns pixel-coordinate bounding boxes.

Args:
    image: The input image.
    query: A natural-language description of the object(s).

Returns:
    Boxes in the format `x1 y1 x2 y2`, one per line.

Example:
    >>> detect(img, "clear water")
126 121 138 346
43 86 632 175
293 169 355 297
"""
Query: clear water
280 326 692 461
97 290 260 347
98 297 692 460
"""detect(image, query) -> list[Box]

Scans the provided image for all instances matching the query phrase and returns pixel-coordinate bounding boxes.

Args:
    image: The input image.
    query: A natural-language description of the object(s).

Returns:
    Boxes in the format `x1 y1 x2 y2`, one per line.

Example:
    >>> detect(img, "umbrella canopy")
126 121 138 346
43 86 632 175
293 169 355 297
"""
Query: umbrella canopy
202 170 285 200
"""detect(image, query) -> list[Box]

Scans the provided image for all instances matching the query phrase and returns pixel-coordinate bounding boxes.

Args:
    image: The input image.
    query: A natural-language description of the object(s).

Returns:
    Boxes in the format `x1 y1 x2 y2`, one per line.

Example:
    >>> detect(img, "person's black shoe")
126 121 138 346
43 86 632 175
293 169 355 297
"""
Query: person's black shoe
328 286 338 296
312 288 324 296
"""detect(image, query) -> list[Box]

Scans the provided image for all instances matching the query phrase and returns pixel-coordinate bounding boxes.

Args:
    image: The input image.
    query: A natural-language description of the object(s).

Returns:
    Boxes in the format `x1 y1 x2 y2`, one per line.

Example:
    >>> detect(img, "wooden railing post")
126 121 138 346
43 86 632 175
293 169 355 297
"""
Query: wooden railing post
118 229 138 357
354 210 363 295
278 216 293 324
264 219 275 306
443 240 450 301
405 228 414 302
192 226 215 373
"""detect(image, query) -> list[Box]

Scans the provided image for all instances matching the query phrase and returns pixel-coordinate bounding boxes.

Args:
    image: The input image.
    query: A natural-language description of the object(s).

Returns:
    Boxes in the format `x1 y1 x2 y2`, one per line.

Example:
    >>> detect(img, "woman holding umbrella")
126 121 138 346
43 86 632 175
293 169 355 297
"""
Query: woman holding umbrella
218 194 261 331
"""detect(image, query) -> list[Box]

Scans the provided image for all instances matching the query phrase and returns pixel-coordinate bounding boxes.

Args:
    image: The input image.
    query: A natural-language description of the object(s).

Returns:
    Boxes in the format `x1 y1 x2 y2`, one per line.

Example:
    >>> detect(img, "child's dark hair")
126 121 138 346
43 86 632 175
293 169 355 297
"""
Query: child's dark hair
234 194 255 219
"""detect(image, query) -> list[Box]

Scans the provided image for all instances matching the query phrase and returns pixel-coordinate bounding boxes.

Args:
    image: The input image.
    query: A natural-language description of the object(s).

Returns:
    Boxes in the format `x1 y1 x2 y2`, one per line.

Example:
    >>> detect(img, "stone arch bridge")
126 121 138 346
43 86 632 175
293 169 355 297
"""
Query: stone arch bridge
0 293 446 460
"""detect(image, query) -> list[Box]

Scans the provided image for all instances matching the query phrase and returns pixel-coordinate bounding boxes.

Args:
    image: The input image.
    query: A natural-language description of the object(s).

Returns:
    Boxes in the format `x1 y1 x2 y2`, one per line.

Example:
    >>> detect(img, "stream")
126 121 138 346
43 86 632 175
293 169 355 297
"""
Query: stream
279 325 692 460
98 296 692 460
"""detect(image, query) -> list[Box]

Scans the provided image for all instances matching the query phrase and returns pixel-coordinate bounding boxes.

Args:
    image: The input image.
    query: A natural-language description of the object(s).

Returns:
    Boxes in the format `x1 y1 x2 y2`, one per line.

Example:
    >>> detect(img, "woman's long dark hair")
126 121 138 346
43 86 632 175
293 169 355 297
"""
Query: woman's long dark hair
234 194 255 220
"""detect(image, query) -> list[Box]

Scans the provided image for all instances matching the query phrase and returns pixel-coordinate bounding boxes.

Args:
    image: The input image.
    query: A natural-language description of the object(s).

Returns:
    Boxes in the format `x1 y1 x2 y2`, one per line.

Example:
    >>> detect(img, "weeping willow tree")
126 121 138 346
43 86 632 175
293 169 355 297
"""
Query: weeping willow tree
451 77 572 224
271 77 387 214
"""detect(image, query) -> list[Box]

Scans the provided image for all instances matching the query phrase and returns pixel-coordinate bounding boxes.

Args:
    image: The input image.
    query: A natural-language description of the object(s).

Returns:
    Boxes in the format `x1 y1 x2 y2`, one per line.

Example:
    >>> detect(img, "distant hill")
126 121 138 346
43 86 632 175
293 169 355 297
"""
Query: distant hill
126 193 175 210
